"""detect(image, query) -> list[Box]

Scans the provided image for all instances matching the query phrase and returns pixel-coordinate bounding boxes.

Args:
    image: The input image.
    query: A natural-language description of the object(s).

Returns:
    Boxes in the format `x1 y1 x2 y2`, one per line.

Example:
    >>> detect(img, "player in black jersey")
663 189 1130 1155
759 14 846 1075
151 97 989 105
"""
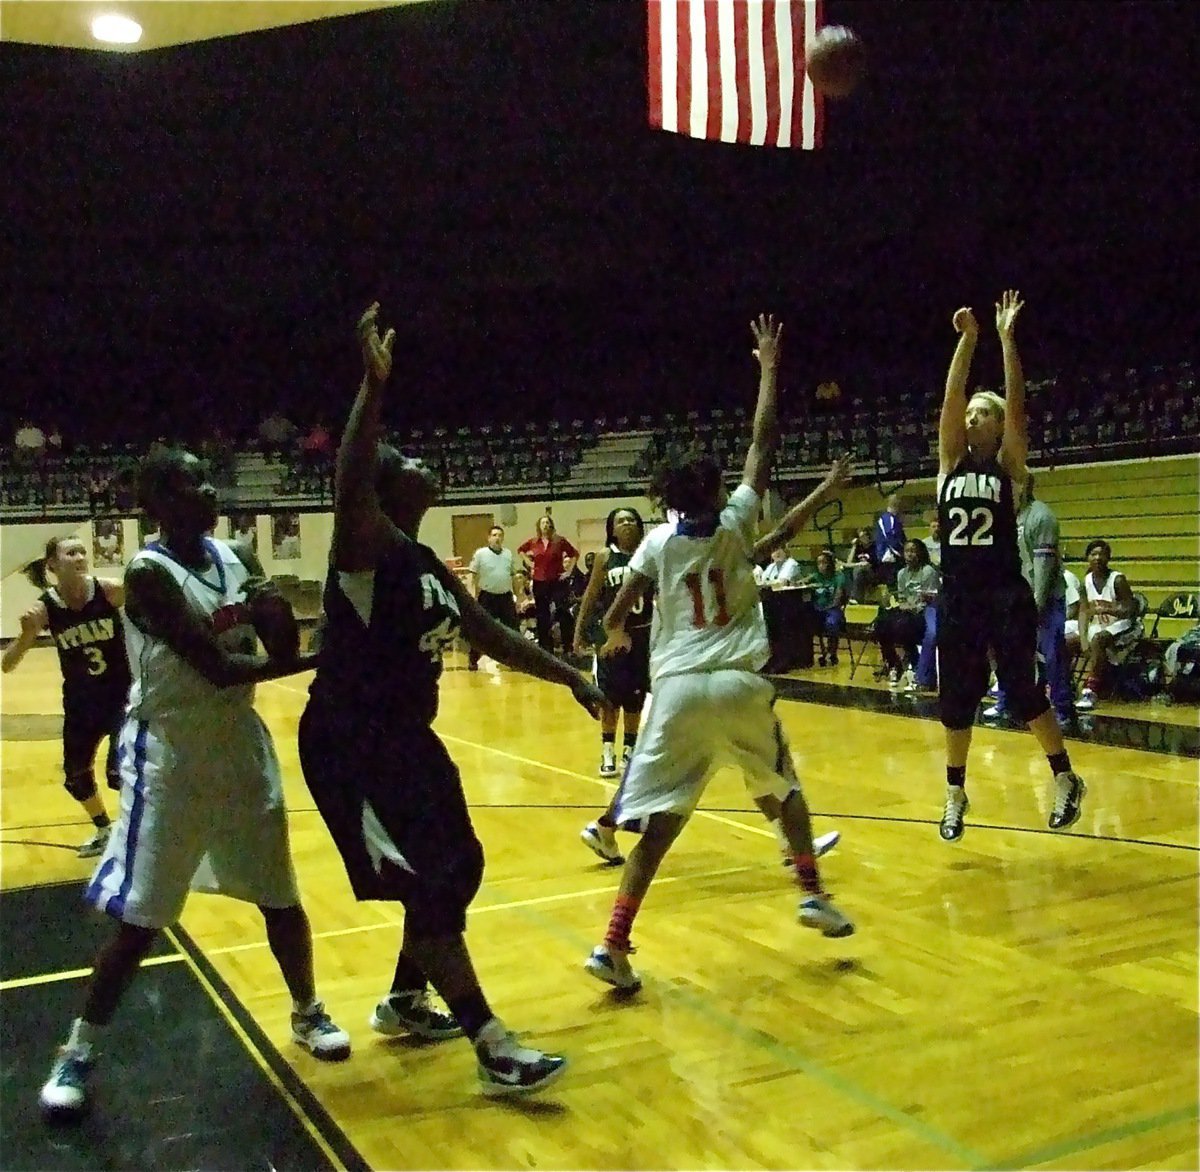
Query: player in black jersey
935 292 1085 841
2 536 130 857
298 304 605 1099
574 507 651 862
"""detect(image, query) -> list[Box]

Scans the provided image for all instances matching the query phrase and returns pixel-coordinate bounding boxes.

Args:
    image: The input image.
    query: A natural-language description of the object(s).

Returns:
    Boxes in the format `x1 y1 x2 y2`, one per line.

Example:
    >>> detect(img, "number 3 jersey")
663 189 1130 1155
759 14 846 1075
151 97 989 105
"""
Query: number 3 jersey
41 577 131 713
937 453 1022 596
630 483 769 684
309 530 462 728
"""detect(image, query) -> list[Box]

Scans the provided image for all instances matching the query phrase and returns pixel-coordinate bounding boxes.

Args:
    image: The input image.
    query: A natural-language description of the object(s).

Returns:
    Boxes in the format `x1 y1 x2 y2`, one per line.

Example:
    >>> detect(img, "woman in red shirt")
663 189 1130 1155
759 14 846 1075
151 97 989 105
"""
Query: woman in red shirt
518 515 578 653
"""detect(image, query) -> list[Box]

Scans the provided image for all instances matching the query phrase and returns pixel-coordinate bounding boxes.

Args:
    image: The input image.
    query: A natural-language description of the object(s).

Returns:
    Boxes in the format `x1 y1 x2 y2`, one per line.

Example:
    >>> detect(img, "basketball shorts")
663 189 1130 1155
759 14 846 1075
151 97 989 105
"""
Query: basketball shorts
594 628 651 712
613 670 797 825
298 704 484 936
85 708 299 929
938 581 1050 728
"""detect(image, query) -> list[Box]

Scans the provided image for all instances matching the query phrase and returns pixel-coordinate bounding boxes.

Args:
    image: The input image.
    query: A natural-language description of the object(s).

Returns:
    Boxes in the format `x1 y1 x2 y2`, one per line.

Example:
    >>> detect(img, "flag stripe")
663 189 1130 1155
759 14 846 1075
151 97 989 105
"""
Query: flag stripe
675 0 691 137
762 0 781 147
647 0 664 129
704 0 723 141
648 0 824 149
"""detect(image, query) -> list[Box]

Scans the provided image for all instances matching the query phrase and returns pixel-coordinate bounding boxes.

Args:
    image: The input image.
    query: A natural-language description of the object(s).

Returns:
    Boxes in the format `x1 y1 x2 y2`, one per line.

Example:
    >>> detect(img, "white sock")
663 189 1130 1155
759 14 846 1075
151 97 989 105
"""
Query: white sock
66 1018 99 1053
292 997 321 1016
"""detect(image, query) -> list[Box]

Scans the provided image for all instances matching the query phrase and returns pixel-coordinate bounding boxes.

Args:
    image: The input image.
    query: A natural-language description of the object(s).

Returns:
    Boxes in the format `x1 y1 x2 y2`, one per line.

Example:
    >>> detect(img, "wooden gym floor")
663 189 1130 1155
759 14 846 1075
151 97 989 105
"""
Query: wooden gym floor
1 646 1197 1171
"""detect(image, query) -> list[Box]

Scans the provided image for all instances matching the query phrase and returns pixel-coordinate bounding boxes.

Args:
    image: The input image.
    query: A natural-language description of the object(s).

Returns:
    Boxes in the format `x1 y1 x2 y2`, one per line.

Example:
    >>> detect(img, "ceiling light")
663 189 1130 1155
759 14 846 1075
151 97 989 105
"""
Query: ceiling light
91 13 143 45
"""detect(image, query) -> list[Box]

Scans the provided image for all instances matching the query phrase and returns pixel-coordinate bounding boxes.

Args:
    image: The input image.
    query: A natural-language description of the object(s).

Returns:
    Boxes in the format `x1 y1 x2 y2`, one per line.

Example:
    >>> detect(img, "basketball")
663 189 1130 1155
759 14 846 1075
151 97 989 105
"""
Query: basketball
806 25 866 99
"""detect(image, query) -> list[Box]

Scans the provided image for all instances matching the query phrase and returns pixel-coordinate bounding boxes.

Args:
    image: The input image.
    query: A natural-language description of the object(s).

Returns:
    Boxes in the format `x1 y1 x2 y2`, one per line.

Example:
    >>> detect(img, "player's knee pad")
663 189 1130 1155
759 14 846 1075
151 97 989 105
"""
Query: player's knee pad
64 770 98 803
1006 684 1051 726
938 695 977 731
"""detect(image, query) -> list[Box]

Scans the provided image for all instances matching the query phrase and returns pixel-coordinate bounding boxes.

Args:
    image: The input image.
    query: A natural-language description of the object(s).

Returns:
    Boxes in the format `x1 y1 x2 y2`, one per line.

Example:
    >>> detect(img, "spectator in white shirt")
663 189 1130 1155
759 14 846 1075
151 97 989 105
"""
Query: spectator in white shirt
759 547 802 588
467 526 519 670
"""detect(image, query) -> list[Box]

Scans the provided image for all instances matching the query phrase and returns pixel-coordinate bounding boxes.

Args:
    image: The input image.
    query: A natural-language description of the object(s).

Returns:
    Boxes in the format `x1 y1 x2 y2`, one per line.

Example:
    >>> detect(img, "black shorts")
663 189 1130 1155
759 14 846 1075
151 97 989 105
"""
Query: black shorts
298 704 484 936
938 581 1050 728
595 628 651 712
62 691 126 791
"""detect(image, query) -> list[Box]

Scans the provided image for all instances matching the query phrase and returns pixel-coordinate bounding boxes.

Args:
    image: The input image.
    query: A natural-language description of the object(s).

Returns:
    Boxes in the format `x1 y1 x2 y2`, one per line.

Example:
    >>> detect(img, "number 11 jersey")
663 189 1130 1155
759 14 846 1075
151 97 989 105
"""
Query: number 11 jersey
630 483 769 684
937 454 1022 596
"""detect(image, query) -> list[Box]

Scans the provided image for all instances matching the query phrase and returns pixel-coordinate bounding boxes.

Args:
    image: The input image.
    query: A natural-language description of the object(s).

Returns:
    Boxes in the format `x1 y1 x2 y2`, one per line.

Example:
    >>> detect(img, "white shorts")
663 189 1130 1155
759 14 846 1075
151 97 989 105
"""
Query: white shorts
1087 618 1134 642
613 670 797 824
85 708 300 929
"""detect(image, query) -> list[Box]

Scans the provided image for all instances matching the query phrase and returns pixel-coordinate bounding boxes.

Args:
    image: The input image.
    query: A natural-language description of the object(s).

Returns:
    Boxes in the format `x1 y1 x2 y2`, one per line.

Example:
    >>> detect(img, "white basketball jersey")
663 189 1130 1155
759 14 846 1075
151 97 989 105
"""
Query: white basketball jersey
125 538 258 719
631 484 769 683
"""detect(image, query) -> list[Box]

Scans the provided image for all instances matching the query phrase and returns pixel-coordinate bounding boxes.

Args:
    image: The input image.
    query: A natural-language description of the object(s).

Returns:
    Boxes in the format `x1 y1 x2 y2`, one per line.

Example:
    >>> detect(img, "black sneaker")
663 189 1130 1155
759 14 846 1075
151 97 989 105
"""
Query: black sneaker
1049 772 1086 830
370 990 463 1040
939 787 969 842
474 1020 567 1097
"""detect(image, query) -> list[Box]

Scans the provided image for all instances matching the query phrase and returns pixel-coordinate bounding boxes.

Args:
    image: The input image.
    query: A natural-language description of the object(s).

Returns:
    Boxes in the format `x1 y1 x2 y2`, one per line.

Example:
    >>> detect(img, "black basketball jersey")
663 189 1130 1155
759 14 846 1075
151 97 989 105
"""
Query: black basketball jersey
310 532 462 728
937 454 1023 593
585 547 654 645
41 578 131 707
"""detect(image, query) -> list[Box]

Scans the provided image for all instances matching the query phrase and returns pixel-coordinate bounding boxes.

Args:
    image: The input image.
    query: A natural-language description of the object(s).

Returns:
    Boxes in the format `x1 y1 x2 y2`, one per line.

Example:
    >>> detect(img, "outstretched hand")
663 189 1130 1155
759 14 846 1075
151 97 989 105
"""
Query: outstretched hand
822 452 855 492
751 313 783 369
952 307 978 337
995 289 1024 339
357 302 396 383
570 673 607 719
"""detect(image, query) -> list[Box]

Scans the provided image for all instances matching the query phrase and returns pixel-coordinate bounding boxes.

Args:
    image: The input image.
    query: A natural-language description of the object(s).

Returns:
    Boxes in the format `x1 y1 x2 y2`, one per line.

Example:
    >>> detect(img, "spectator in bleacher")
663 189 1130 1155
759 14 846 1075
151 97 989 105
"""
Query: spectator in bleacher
258 410 298 460
46 423 64 461
798 550 848 666
985 476 1074 725
759 546 802 588
466 525 520 672
518 515 579 653
844 525 878 601
87 471 112 515
1076 538 1139 709
14 418 46 463
873 493 906 587
875 539 939 692
921 512 942 570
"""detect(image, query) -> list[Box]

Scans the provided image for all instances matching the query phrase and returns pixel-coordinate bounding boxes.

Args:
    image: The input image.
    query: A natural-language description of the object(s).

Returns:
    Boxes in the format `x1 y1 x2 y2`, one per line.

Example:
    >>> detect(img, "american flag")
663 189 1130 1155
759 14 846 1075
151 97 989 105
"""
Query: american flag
647 0 824 149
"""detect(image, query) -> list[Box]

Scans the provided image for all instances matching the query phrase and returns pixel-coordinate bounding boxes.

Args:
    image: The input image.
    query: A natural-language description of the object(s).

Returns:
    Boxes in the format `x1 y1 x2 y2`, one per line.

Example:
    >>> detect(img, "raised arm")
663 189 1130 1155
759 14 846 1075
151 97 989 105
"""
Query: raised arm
995 289 1028 478
751 453 853 561
571 546 611 656
332 303 397 572
123 561 313 688
1 603 48 673
939 307 977 474
741 314 783 497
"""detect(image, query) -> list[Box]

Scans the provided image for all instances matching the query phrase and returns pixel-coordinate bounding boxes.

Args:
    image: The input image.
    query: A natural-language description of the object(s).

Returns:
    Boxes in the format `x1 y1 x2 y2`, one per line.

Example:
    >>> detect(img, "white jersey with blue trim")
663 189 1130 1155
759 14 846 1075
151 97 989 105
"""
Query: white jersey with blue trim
630 484 768 683
125 537 258 719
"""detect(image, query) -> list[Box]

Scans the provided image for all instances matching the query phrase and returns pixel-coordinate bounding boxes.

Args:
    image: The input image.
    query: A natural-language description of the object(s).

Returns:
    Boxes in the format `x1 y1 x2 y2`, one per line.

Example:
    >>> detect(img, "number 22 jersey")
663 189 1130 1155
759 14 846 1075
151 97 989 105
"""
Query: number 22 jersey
630 483 769 684
936 453 1022 596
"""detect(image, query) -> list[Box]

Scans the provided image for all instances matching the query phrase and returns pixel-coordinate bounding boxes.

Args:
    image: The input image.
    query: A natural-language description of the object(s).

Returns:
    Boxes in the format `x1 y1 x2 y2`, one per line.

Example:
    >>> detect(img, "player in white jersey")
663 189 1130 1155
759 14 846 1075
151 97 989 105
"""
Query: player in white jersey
39 448 349 1123
583 315 854 993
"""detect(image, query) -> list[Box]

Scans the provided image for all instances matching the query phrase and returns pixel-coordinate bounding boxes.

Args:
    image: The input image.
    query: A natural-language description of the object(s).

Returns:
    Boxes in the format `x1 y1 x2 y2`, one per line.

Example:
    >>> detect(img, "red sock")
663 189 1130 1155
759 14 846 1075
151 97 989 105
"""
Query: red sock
792 853 822 895
604 894 642 952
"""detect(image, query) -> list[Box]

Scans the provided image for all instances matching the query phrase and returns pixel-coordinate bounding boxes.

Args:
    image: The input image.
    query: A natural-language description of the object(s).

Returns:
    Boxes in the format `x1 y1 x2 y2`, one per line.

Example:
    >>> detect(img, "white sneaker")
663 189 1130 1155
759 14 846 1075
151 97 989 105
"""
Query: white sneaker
599 755 618 778
39 1046 92 1119
797 895 855 938
939 786 969 842
982 703 1005 719
887 669 901 690
580 821 623 865
475 1018 568 1097
901 668 917 693
813 830 841 858
77 825 110 859
291 1001 351 1060
1074 688 1097 711
370 990 462 1040
584 944 642 990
